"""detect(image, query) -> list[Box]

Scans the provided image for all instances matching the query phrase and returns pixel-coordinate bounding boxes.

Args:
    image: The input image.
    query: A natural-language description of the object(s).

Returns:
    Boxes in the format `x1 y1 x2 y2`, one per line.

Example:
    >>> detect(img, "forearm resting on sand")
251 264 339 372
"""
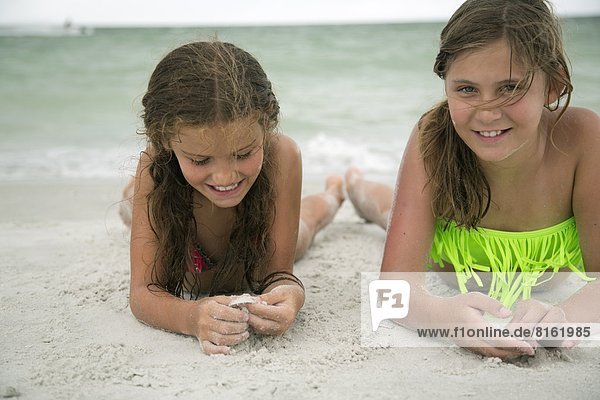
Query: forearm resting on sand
129 285 250 352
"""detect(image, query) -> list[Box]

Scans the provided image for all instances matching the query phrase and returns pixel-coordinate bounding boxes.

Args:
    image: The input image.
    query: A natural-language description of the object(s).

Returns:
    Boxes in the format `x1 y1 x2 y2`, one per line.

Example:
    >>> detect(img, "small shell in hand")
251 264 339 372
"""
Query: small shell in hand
228 293 260 308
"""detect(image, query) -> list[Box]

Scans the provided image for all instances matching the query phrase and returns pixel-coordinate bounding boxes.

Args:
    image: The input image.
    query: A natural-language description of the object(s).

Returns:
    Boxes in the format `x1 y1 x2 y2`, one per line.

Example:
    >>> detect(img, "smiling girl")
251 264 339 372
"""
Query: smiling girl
122 41 344 355
346 0 600 359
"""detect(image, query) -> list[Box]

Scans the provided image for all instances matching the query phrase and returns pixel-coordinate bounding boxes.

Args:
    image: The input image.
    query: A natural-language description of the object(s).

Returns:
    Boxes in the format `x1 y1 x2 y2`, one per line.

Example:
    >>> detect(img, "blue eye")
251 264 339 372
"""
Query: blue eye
458 86 476 94
501 84 519 94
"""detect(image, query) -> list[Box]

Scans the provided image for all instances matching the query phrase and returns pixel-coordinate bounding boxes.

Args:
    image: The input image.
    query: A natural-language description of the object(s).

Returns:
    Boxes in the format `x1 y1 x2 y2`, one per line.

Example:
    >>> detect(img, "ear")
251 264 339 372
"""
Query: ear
545 83 564 111
544 68 569 110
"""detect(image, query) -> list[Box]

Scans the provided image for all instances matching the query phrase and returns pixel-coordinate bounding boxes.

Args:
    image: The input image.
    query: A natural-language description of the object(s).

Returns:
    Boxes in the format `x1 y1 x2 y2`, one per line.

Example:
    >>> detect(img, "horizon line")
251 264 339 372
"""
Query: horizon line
1 13 599 30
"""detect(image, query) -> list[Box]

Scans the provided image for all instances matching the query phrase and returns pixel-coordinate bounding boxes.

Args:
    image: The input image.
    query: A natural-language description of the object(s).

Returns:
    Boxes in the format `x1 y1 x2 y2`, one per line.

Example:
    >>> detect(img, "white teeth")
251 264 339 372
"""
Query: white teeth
478 130 503 137
213 183 239 192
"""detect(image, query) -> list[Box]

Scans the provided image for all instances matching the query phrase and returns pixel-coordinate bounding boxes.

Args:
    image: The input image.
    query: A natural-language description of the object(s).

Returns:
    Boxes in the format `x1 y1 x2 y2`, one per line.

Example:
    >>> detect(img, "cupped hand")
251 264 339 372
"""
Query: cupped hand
439 292 536 359
191 295 251 355
245 284 305 335
507 298 576 349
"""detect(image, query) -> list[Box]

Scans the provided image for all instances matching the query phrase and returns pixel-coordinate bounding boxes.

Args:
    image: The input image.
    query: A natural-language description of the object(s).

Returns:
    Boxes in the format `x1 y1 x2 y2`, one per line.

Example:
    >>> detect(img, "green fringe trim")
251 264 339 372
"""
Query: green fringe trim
429 217 594 309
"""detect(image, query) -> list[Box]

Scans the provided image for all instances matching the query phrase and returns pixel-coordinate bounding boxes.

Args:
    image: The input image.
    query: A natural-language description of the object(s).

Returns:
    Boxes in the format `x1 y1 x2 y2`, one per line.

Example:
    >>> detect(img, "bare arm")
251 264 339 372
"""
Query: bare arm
504 108 600 352
129 151 249 354
246 135 305 334
380 125 438 323
129 151 195 334
560 107 600 322
381 125 436 275
263 134 303 280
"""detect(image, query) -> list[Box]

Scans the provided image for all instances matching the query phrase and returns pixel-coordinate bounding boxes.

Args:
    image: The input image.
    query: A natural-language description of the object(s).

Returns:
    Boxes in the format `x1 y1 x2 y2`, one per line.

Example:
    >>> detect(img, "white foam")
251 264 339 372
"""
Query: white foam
0 146 138 181
299 133 403 182
0 134 404 182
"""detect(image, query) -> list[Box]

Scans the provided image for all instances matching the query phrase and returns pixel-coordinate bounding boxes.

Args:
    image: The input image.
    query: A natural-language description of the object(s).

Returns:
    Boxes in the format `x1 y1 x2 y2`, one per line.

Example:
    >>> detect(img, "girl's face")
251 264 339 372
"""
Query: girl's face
445 39 549 166
170 118 265 209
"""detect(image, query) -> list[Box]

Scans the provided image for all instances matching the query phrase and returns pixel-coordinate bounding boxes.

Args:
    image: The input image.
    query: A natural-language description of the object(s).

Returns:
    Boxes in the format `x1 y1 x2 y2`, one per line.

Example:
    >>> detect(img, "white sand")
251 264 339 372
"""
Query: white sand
1 178 599 399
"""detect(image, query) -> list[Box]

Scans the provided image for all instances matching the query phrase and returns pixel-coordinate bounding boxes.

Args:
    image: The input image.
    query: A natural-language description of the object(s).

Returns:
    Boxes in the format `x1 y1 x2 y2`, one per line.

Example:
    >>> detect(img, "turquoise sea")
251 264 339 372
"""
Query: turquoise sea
0 19 598 182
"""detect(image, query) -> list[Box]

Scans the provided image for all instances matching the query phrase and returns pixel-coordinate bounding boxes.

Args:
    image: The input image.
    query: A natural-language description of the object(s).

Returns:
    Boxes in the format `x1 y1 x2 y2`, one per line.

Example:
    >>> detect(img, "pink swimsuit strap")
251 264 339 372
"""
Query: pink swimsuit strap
190 244 213 273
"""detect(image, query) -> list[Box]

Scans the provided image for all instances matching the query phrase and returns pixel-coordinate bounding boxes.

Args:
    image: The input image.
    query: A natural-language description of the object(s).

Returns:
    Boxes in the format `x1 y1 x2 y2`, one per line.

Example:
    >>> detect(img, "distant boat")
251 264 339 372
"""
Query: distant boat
62 19 94 36
0 20 94 37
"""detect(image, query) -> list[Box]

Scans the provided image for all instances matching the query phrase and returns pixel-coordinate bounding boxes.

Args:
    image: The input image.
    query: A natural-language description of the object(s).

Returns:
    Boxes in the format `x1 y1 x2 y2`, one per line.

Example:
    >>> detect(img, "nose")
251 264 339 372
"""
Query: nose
475 104 502 124
211 159 238 186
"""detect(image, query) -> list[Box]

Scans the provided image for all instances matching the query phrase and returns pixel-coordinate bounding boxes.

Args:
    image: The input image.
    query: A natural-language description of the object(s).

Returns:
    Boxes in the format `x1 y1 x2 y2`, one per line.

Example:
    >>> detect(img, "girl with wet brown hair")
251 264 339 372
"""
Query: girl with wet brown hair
122 41 344 354
347 0 599 359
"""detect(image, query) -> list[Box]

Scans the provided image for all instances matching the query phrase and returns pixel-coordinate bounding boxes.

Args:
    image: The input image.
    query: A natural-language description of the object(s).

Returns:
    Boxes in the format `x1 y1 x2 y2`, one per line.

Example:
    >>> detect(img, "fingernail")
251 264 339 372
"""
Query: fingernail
520 347 534 356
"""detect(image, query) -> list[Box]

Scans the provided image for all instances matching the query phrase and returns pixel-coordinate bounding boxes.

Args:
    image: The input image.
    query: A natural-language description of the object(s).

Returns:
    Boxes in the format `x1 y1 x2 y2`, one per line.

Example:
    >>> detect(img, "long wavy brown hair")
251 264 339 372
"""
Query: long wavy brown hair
420 0 573 228
139 41 280 298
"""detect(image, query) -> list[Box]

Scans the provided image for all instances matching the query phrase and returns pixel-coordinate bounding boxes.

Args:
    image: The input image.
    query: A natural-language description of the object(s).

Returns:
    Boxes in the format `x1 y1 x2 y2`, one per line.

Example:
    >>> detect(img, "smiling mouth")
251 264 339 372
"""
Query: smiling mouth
209 182 240 192
476 129 510 138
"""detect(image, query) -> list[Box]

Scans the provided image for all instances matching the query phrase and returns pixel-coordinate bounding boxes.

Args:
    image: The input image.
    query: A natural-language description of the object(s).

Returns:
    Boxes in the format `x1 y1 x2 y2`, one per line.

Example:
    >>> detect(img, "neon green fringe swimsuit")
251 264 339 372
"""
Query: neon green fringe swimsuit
429 216 592 308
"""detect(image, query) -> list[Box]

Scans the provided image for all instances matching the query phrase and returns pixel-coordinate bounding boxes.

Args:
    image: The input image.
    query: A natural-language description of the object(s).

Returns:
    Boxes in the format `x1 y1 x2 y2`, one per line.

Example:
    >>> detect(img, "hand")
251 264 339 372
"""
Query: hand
245 284 305 335
436 292 536 359
507 299 576 349
190 295 251 355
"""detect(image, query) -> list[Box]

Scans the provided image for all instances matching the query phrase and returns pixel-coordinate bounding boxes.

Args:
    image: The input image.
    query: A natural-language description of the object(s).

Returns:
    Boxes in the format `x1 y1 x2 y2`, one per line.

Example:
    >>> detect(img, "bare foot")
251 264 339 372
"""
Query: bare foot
344 166 392 228
119 177 135 228
345 166 363 188
325 175 345 207
295 175 346 260
344 166 368 220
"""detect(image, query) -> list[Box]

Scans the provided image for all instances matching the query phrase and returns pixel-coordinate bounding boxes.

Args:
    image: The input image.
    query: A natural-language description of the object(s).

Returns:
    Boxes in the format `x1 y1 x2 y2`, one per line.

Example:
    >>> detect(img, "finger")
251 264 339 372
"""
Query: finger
457 332 535 357
462 338 535 358
490 329 537 355
206 330 250 347
533 307 570 347
200 340 231 355
468 345 531 359
492 338 536 356
258 285 296 305
245 302 281 320
212 295 236 306
507 300 531 323
210 303 251 323
536 306 565 327
247 312 284 335
463 292 512 318
509 300 550 325
208 319 249 336
246 303 296 329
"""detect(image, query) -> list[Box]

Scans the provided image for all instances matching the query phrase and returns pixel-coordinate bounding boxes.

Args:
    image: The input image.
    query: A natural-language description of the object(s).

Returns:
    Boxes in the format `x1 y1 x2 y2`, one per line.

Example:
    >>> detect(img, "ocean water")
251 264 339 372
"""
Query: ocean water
0 19 598 183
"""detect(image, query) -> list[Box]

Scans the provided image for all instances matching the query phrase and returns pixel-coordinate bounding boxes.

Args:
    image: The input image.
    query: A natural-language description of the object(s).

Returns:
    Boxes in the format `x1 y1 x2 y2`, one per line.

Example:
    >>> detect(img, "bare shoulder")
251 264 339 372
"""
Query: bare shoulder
272 134 301 158
271 133 302 171
134 148 155 194
553 106 600 152
566 106 599 135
